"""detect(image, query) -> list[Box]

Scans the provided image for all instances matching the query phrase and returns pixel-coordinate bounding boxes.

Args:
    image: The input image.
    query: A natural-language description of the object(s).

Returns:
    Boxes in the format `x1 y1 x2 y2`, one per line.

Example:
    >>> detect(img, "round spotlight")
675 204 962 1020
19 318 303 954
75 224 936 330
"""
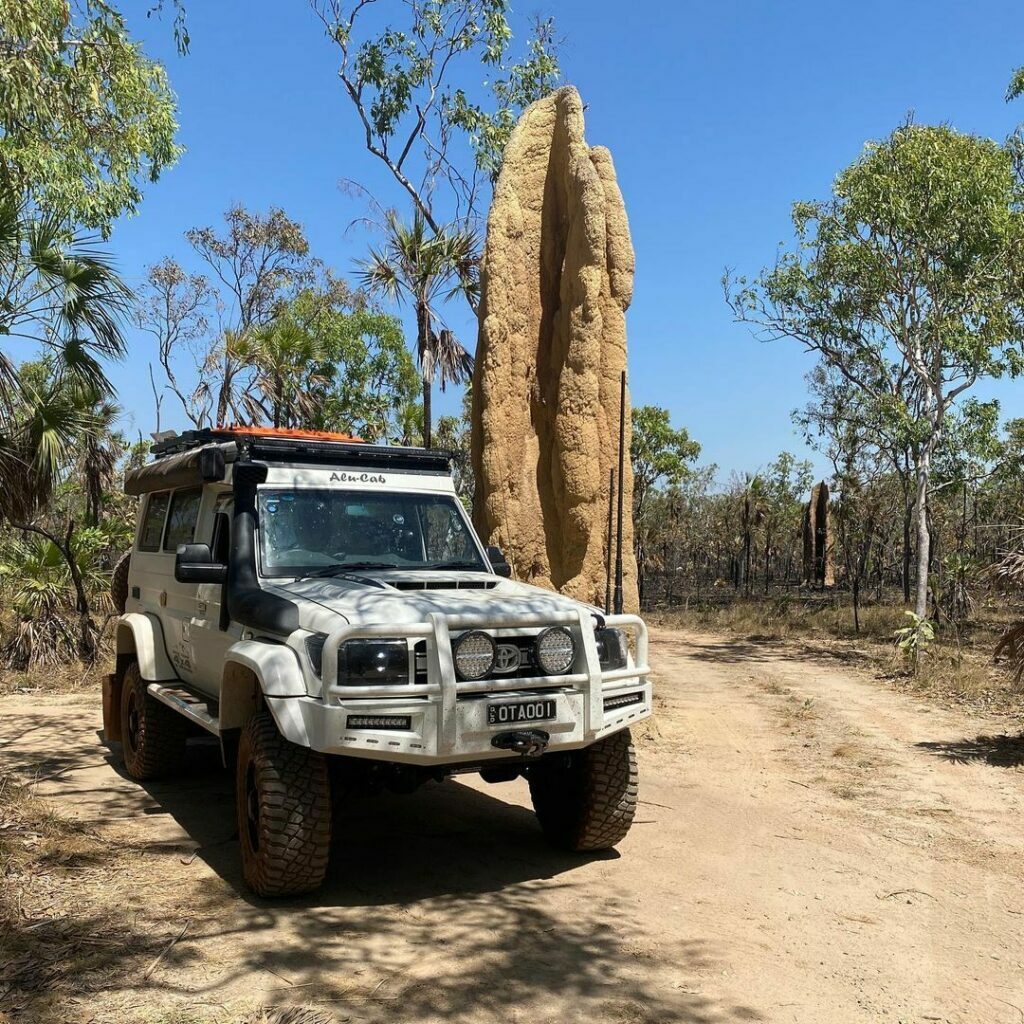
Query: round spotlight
535 626 576 675
453 630 496 680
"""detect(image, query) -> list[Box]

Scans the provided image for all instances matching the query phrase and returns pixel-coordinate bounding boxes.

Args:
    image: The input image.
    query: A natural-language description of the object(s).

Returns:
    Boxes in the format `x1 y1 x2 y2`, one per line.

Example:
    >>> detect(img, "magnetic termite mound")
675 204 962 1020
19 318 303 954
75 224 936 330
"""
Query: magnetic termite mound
470 86 639 611
802 481 835 588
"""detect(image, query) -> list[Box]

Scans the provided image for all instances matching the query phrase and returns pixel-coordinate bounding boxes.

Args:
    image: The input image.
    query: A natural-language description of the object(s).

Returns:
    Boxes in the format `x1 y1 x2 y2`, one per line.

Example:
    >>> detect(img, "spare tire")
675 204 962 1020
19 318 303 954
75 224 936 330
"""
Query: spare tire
111 550 131 614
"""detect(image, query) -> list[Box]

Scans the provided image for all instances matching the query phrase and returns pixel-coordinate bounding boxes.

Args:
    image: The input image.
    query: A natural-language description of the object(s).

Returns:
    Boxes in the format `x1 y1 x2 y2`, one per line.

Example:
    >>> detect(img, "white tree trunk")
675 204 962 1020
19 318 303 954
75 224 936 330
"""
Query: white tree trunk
913 444 932 620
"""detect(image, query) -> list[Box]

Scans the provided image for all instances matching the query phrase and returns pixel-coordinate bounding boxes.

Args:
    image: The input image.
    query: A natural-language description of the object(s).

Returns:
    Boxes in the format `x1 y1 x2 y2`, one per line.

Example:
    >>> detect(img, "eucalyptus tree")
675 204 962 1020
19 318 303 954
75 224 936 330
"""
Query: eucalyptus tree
311 0 560 247
629 405 701 603
0 0 180 233
137 206 320 427
357 210 477 447
728 123 1024 620
241 289 420 441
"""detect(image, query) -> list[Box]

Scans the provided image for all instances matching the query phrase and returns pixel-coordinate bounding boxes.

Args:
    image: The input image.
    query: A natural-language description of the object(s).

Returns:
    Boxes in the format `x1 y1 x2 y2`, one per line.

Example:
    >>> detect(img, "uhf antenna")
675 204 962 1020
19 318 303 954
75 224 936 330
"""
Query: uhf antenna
605 466 615 613
613 370 626 615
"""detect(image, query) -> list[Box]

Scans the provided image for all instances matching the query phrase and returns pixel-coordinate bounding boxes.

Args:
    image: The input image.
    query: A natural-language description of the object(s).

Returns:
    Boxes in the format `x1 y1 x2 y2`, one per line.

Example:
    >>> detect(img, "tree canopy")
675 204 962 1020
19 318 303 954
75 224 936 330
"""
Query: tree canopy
312 0 560 234
728 122 1024 618
0 0 180 232
630 405 701 520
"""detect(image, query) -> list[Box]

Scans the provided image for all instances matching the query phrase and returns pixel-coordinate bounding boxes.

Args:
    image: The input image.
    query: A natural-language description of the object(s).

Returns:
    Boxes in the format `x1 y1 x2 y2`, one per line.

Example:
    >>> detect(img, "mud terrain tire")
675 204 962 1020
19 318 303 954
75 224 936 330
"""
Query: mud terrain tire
528 728 638 851
236 712 331 897
110 550 131 614
119 662 187 779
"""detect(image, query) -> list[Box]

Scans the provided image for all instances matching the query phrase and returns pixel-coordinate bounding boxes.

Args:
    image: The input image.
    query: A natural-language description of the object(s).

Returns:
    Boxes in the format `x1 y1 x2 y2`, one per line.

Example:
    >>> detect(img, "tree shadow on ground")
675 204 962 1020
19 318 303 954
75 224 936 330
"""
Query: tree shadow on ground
3 710 766 1024
915 732 1024 768
116 747 764 1023
666 635 866 669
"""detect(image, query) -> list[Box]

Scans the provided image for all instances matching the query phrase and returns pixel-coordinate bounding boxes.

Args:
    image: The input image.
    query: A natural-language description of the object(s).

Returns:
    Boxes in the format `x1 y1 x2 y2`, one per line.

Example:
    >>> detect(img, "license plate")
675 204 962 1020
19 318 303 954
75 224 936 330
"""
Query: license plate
487 698 557 726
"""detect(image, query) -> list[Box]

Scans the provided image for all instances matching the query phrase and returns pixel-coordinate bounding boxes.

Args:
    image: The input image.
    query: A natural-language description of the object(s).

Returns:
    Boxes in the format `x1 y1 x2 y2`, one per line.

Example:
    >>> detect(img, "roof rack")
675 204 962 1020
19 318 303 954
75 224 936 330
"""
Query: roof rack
151 426 363 458
150 427 454 474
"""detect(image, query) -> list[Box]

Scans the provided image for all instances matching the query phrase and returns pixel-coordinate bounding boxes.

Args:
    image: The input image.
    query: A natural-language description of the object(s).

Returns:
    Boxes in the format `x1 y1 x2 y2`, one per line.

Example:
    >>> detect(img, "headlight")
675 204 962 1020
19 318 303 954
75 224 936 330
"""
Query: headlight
453 630 496 680
304 634 410 684
595 627 628 670
339 639 409 685
535 626 576 675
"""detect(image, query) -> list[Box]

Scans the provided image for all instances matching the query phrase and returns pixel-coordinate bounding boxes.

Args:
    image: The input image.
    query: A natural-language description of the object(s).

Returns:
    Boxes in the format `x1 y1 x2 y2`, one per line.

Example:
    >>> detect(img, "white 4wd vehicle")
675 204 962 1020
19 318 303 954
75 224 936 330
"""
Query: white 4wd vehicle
105 428 652 896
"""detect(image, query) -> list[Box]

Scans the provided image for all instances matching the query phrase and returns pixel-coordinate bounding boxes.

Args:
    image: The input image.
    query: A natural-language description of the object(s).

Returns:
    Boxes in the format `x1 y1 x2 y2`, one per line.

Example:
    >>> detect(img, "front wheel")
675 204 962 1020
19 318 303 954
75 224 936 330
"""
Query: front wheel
528 728 638 851
236 712 331 897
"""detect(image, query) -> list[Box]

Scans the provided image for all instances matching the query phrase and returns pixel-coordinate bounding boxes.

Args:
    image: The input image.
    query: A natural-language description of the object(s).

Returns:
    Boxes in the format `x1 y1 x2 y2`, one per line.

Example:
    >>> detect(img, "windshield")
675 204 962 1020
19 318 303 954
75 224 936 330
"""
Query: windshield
257 488 487 577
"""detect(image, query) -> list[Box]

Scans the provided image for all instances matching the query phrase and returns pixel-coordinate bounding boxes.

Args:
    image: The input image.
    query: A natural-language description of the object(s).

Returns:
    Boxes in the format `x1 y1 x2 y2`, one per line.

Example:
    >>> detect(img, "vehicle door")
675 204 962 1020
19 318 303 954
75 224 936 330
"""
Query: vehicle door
189 494 242 698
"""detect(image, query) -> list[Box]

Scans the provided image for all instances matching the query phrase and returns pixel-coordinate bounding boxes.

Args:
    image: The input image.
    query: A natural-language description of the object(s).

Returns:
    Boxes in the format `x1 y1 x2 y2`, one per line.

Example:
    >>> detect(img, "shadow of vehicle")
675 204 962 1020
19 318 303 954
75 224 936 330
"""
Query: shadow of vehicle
4 715 763 1024
104 734 612 906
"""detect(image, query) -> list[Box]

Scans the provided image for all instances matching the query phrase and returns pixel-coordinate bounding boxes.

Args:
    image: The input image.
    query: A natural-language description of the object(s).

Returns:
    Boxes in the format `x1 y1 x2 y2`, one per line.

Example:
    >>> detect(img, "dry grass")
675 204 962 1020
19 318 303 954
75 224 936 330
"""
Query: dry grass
0 766 216 1024
0 764 319 1024
0 659 105 696
651 596 908 643
831 742 859 759
112 1008 337 1024
655 595 1024 715
139 1011 336 1024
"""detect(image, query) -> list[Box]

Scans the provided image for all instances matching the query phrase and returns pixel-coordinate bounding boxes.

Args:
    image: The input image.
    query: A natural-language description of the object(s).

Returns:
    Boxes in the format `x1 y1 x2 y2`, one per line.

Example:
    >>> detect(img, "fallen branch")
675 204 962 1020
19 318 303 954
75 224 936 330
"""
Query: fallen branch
877 889 937 902
144 920 190 979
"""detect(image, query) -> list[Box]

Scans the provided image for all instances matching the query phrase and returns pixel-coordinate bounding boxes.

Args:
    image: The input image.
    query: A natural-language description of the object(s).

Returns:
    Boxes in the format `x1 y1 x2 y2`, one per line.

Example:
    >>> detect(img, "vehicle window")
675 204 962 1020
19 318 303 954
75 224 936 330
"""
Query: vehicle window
256 488 485 577
420 502 480 564
138 492 170 552
163 488 203 552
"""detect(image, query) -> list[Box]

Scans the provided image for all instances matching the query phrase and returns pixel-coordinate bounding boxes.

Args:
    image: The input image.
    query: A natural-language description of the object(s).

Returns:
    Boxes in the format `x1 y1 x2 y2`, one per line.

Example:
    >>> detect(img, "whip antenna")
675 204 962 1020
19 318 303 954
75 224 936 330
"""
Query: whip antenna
605 466 615 613
613 370 626 615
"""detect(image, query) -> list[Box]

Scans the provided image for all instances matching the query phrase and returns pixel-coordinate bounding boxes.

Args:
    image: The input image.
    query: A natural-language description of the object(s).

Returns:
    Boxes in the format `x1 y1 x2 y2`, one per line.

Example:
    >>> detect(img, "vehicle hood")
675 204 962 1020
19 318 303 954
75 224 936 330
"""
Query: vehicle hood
263 572 601 634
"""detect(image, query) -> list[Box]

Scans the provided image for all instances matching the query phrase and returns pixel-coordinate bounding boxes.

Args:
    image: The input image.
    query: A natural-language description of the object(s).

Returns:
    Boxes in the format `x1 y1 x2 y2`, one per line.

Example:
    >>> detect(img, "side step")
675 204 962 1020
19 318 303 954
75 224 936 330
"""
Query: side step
147 683 220 736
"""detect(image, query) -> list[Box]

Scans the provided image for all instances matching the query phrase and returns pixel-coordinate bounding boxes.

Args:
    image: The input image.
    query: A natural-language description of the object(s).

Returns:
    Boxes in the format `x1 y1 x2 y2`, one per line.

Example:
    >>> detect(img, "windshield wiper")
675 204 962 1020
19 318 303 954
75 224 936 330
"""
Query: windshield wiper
296 562 399 580
423 560 487 571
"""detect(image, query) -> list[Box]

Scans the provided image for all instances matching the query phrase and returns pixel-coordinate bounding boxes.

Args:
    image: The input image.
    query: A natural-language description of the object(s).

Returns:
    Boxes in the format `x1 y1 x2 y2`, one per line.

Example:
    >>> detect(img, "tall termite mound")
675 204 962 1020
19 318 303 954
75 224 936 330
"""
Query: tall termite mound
802 481 835 588
470 86 639 611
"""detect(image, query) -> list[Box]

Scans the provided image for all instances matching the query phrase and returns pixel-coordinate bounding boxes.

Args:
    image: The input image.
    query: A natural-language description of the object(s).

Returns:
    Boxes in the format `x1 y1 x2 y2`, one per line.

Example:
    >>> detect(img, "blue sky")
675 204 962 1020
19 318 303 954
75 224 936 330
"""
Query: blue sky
109 0 1024 482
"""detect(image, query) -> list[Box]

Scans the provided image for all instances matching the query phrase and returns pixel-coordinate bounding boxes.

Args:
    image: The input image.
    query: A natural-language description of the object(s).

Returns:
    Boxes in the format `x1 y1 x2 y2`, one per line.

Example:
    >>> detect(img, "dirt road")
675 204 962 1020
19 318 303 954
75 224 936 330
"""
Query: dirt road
3 629 1024 1023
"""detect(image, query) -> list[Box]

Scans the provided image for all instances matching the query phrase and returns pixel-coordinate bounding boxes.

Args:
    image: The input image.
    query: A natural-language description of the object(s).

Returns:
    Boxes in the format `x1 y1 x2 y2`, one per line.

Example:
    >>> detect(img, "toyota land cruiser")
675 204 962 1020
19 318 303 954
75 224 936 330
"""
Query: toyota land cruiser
104 427 652 896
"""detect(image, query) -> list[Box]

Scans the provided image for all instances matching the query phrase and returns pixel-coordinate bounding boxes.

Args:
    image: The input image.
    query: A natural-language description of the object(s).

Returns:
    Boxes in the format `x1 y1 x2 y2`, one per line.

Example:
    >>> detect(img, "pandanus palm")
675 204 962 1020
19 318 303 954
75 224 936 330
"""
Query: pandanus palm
356 211 478 448
993 549 1024 684
0 195 131 412
0 194 130 519
0 193 131 660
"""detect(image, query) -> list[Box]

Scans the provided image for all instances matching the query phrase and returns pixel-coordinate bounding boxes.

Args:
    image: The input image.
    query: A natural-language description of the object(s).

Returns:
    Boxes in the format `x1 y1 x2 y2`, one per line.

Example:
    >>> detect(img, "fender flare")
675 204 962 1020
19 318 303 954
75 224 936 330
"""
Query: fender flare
115 613 177 682
219 640 308 735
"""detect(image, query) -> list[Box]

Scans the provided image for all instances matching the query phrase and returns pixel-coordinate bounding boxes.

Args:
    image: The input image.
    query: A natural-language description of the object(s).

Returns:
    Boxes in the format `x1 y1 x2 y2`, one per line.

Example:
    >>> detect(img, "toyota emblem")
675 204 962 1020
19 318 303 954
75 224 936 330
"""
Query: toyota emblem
494 643 522 673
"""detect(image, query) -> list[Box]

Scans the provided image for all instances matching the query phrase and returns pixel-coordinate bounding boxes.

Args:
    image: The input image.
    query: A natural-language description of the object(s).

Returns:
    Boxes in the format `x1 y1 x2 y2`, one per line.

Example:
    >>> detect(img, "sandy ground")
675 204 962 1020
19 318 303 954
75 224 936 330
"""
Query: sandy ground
2 629 1024 1024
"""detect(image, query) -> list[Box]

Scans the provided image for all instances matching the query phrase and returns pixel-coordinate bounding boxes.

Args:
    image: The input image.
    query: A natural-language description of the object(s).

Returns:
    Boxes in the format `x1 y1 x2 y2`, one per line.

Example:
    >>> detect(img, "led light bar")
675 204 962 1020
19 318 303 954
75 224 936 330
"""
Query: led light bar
603 691 644 712
346 714 412 731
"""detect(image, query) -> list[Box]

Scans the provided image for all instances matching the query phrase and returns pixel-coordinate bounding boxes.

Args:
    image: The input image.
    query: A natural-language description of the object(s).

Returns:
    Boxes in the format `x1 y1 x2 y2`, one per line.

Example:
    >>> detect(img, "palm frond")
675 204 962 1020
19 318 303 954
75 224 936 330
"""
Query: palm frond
56 338 113 395
423 328 474 389
355 246 406 305
995 622 1024 686
992 550 1024 590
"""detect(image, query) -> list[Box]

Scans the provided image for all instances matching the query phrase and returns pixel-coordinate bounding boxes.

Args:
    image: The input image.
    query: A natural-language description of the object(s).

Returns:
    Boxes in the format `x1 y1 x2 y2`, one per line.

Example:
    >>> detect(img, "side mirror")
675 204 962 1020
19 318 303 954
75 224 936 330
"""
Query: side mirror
175 542 227 584
487 545 512 579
